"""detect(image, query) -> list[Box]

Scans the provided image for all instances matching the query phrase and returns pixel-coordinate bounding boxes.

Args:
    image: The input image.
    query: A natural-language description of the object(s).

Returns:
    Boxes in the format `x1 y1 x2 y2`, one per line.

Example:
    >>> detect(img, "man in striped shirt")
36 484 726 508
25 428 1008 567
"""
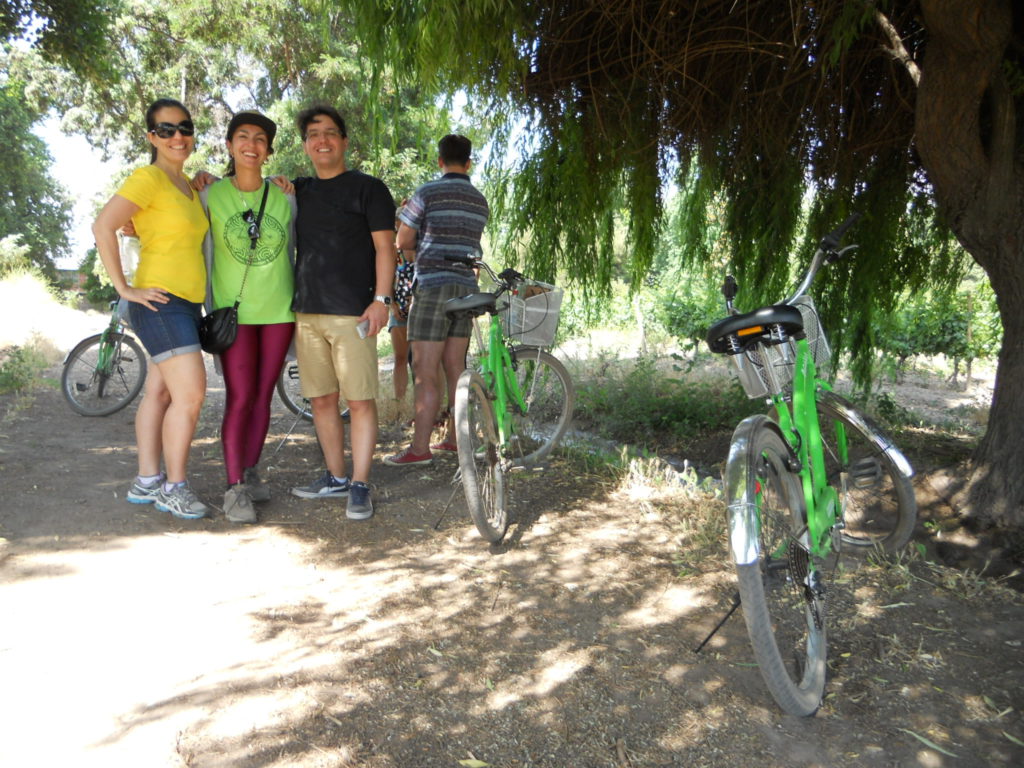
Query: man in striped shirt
384 135 489 466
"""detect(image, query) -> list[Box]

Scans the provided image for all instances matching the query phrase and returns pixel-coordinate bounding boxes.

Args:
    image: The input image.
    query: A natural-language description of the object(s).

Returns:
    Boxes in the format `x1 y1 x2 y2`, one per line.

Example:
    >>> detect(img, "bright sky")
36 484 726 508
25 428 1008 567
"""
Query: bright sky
34 115 118 269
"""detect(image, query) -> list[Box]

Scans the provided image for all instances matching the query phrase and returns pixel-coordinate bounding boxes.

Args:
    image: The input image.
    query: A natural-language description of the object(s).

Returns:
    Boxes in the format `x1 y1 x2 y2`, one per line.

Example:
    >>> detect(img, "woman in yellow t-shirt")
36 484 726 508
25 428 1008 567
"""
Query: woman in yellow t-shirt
92 98 210 521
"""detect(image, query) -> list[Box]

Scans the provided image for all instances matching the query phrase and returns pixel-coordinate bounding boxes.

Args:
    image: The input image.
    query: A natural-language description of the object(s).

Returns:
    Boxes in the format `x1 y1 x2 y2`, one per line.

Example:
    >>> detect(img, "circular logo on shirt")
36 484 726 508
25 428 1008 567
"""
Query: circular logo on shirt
225 211 286 267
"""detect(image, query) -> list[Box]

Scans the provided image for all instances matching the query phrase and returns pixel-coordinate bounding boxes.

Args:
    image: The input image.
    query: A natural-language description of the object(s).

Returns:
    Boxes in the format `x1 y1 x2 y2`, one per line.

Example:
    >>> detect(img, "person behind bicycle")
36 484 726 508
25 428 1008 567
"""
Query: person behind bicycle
384 135 489 467
92 98 210 520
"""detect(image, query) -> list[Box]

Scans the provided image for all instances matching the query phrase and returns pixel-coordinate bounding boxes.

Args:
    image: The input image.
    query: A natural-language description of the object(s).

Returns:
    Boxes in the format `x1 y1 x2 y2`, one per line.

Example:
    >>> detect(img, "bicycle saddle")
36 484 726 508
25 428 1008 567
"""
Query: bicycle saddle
706 304 805 353
444 293 497 317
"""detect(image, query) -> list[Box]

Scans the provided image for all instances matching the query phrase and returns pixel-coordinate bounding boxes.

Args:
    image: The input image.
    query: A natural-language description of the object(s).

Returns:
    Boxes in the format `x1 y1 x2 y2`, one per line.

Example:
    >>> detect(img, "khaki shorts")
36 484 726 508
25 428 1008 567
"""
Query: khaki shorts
294 313 378 401
407 283 476 342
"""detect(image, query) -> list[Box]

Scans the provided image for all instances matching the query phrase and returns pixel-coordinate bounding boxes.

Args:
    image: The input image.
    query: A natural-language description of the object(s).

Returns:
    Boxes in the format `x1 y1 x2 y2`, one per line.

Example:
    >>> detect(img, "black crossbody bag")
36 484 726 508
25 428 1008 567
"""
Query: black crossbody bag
199 180 270 354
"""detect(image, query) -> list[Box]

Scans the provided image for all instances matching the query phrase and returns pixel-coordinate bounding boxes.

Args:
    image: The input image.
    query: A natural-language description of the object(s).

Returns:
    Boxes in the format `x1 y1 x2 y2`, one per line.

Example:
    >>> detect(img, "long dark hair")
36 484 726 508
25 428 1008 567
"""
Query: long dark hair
145 98 192 163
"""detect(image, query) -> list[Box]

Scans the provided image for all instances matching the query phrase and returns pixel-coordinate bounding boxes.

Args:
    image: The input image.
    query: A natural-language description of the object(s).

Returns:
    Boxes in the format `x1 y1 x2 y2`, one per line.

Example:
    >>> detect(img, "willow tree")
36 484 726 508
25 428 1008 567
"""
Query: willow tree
338 0 1023 529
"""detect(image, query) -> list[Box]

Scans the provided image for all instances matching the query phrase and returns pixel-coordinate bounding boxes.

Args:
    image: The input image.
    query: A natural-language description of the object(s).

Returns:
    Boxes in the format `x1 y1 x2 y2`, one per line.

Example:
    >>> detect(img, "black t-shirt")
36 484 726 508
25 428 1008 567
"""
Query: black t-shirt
292 170 396 315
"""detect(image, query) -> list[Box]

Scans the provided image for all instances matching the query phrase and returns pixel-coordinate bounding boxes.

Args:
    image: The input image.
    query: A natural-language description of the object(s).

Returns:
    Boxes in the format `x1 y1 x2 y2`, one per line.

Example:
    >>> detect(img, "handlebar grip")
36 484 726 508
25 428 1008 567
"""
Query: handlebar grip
821 212 861 251
722 274 738 301
443 253 478 266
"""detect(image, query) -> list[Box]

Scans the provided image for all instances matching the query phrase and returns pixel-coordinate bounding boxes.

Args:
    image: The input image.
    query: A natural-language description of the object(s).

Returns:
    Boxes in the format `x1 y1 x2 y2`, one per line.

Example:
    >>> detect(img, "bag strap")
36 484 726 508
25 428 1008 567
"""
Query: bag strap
235 180 270 303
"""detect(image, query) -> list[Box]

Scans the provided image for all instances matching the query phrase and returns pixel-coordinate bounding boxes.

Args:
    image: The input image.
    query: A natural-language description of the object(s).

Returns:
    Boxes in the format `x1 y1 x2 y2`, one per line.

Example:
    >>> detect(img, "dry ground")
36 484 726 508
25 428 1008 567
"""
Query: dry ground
1 307 1022 767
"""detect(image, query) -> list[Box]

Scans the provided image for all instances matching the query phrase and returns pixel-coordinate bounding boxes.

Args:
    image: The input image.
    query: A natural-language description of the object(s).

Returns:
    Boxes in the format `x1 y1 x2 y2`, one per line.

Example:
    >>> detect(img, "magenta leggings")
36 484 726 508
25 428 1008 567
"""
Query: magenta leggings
220 322 295 485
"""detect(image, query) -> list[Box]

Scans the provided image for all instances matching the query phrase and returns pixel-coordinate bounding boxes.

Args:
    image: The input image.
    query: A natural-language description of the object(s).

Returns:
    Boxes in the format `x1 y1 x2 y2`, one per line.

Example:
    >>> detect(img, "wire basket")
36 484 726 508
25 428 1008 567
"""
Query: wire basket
732 340 795 399
730 296 831 399
788 294 832 378
501 279 563 347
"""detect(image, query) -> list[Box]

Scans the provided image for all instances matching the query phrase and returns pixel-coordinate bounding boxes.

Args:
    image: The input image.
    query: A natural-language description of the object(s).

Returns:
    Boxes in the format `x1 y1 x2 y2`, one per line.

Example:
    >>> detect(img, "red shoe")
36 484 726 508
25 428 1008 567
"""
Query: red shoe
430 440 458 453
383 448 433 466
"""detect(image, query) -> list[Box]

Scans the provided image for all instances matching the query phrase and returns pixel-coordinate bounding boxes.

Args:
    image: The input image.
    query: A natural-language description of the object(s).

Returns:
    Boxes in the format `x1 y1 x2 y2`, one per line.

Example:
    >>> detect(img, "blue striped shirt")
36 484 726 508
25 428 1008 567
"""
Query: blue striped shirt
399 172 489 289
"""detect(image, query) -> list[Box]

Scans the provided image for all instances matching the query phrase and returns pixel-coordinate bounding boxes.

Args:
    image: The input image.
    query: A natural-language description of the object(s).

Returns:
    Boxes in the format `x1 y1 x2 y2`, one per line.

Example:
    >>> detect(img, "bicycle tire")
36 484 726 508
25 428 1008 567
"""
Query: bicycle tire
728 415 826 716
816 392 917 552
61 332 147 416
276 360 312 422
454 369 509 543
506 346 574 466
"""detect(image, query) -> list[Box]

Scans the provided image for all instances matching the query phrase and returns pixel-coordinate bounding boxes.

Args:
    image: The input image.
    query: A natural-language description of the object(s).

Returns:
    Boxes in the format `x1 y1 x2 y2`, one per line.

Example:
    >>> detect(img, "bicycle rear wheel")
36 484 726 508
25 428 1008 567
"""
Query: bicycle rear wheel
816 392 916 552
454 370 508 543
276 360 312 422
506 346 574 466
61 332 147 416
728 415 826 716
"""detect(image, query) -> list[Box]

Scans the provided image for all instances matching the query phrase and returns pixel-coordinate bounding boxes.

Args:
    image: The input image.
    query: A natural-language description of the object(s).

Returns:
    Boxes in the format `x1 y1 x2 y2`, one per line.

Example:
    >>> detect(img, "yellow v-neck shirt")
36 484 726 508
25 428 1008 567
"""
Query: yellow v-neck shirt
117 165 209 302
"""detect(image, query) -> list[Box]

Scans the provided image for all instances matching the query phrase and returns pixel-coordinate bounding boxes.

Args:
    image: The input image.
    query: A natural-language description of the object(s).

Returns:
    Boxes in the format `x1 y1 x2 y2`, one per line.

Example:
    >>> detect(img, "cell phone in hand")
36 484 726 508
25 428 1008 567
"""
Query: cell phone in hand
356 319 370 339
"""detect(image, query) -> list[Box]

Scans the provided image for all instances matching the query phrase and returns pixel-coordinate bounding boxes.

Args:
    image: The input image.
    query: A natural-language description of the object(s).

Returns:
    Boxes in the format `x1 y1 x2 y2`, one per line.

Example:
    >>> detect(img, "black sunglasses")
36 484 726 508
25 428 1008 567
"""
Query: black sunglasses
242 209 260 244
149 121 195 139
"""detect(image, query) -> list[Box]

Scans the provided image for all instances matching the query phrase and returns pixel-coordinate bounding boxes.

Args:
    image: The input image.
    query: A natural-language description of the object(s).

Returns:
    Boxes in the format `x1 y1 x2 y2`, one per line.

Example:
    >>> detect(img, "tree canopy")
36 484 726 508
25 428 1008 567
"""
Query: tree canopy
0 77 70 275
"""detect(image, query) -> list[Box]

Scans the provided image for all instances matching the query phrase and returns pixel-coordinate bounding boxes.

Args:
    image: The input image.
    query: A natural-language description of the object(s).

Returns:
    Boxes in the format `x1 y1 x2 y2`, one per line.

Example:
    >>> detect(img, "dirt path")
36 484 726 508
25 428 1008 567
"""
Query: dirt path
1 364 1022 767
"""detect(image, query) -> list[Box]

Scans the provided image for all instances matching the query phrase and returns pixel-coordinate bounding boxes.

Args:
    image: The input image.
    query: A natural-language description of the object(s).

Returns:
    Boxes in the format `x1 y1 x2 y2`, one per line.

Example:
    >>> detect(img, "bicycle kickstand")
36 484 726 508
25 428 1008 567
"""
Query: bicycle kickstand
433 468 463 530
693 591 741 654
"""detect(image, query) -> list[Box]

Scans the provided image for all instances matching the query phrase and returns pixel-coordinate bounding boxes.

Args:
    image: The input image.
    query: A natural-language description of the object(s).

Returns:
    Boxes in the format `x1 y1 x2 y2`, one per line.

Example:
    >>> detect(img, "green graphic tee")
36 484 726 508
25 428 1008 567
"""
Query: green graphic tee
208 178 294 325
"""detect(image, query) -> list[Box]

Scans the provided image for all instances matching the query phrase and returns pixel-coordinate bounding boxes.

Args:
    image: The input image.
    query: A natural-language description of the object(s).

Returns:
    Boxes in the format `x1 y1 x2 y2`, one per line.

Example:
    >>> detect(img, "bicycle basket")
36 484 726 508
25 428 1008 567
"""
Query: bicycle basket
732 341 795 399
501 279 563 347
788 294 832 378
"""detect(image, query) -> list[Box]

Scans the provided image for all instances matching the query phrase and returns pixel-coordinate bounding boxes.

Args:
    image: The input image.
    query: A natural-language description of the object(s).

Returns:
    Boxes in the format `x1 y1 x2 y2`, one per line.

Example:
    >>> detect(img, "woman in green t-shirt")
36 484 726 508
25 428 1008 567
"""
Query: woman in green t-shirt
92 98 210 521
203 112 295 523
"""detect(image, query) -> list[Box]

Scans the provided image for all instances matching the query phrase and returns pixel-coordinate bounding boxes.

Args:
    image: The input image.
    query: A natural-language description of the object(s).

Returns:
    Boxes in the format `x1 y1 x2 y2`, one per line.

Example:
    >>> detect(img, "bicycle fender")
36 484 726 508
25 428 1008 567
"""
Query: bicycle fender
818 391 915 479
723 415 797 565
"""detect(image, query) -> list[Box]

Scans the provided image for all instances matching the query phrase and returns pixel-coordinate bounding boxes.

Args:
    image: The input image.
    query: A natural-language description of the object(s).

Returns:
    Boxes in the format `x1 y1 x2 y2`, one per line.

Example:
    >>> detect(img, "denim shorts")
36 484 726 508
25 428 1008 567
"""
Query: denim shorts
128 293 203 363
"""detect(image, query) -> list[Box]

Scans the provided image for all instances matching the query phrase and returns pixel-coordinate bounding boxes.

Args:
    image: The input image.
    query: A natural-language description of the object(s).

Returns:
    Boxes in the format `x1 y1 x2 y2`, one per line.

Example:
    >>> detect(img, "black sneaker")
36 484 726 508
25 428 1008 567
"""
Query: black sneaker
346 481 373 520
290 470 350 500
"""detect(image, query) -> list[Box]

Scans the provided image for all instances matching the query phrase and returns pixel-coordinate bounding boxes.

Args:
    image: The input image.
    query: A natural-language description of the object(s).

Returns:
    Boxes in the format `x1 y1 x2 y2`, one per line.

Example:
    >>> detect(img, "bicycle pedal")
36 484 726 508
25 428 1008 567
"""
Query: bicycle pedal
848 457 883 488
75 382 88 392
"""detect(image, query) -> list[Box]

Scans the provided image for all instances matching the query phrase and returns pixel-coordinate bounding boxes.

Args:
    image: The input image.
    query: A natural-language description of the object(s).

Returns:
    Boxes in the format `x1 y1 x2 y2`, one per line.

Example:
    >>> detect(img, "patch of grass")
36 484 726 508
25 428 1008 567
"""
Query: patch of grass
572 355 759 452
0 341 48 395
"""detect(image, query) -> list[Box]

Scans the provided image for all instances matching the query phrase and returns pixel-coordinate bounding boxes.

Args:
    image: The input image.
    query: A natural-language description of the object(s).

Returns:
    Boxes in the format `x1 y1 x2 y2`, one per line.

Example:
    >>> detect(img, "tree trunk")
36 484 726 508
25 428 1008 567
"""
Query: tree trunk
916 0 1024 528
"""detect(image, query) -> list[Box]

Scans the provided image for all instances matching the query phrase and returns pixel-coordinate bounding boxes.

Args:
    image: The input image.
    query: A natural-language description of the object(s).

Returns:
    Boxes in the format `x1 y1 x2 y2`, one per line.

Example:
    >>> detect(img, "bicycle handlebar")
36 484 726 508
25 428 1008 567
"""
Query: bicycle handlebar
784 213 861 304
820 212 861 252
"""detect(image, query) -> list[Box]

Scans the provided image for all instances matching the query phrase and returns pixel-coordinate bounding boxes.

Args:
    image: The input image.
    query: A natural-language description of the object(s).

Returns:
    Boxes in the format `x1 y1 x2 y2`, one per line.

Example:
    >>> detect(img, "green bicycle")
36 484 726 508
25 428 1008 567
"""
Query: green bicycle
444 256 575 543
704 214 917 716
61 299 147 416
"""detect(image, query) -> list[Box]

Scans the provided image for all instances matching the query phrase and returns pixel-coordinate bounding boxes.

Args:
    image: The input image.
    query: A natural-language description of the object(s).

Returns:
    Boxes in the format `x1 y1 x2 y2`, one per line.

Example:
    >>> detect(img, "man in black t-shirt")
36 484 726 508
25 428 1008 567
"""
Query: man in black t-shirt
288 104 396 521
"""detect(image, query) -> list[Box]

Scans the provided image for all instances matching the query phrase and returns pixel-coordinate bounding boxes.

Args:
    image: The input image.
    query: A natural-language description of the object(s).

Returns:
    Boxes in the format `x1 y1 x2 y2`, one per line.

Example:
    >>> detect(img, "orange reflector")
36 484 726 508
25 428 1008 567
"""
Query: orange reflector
737 326 764 336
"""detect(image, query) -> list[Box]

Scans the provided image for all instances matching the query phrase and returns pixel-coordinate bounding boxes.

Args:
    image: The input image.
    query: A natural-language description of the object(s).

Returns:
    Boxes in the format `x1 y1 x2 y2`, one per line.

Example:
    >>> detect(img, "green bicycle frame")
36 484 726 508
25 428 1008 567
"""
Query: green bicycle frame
767 337 841 558
95 323 118 374
475 312 529 447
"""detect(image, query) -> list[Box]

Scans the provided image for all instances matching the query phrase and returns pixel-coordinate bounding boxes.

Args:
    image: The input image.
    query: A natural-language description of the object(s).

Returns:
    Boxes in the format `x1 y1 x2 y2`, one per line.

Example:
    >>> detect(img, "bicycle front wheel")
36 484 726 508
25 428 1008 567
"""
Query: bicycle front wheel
61 332 147 416
506 346 574 466
816 392 917 552
728 416 826 716
454 370 509 543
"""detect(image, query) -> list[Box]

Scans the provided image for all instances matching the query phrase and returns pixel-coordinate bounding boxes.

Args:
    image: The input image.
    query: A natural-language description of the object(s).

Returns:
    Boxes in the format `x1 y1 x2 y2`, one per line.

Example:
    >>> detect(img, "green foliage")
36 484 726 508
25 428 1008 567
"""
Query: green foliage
0 343 45 394
0 233 32 275
10 0 464 202
875 277 1001 376
0 0 113 77
0 77 70 275
79 247 117 305
573 354 759 452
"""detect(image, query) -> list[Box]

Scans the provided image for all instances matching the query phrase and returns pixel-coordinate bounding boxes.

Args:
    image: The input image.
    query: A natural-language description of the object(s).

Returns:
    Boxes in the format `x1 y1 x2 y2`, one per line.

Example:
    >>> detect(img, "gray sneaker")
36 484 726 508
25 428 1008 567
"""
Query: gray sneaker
126 473 165 505
291 470 350 500
154 482 209 520
224 484 257 524
243 467 271 503
346 481 373 520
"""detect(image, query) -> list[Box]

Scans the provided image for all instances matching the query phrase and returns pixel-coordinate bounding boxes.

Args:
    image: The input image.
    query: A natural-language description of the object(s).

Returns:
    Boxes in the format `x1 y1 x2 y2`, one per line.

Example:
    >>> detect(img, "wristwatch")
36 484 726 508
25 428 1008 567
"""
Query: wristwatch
374 294 392 306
